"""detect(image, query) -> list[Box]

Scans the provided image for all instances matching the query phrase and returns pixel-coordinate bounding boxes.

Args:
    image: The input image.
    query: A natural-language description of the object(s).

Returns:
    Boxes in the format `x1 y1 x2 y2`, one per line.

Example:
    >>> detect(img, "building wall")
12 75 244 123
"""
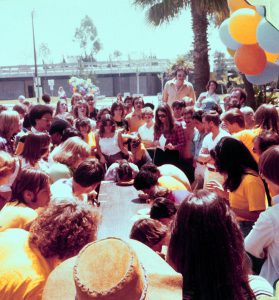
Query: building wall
0 73 163 100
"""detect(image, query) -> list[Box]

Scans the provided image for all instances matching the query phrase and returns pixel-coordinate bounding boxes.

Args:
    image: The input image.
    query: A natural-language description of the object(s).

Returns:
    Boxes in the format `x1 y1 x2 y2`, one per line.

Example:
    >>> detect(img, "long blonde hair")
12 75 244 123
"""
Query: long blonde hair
52 137 90 169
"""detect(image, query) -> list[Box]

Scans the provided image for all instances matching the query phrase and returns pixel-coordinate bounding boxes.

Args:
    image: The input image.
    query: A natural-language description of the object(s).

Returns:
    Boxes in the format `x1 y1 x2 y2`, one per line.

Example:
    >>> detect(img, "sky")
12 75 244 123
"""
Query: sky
0 0 228 69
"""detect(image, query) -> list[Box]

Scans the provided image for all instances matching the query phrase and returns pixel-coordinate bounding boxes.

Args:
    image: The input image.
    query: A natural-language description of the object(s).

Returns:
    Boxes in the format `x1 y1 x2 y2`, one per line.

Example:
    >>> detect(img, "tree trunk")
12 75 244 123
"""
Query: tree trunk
190 1 210 98
242 74 256 109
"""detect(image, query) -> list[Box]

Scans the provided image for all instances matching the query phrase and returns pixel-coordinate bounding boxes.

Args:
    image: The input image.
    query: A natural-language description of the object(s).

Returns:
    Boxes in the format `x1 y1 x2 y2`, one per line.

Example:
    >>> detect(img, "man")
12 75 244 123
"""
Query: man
29 104 53 133
0 199 100 299
240 106 256 129
163 66 196 107
125 96 145 132
48 118 70 147
18 95 25 104
198 110 230 187
229 87 247 108
51 158 104 202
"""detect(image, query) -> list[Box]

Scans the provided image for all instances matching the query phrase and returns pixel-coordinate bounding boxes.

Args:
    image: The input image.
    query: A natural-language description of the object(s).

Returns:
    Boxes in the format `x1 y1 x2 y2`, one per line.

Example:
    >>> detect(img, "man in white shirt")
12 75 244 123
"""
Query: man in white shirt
198 110 230 187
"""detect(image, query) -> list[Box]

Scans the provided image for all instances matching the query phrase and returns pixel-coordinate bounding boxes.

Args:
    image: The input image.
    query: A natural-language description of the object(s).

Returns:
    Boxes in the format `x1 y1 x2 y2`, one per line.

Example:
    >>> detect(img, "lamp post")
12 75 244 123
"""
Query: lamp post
31 10 39 103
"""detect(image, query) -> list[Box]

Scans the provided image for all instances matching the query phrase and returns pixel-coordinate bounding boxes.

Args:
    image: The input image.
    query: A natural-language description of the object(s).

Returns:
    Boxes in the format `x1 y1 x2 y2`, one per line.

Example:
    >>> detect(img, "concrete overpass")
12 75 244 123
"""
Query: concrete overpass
0 59 171 100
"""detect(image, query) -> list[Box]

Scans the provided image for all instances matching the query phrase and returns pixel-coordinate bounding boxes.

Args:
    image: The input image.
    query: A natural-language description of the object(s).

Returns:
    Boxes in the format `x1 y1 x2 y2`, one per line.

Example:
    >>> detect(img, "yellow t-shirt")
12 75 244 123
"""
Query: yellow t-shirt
0 229 54 300
229 173 267 221
233 128 262 162
0 202 38 232
158 176 188 191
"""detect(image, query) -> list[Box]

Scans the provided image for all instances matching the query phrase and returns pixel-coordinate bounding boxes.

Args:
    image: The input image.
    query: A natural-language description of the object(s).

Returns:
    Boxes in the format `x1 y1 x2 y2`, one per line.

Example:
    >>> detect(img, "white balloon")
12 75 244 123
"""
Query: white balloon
246 62 279 85
257 19 279 53
219 19 241 50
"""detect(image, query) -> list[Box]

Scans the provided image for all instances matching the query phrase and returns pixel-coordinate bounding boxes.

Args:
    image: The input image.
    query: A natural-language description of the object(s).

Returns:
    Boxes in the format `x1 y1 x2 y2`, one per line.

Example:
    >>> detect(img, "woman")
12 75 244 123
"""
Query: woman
196 80 220 109
208 137 267 236
245 146 279 285
70 92 82 110
96 108 111 129
111 102 128 132
75 118 96 156
0 168 50 231
49 136 90 183
20 133 50 173
54 99 68 119
95 115 129 166
138 107 155 148
168 190 273 300
73 100 90 120
153 104 185 167
0 111 21 154
58 86 66 99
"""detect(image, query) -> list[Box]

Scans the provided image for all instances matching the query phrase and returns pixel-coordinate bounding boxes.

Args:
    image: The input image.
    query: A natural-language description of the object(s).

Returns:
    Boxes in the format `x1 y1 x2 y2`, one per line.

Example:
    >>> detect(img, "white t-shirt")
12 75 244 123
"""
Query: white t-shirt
200 128 230 153
245 195 279 285
138 124 154 143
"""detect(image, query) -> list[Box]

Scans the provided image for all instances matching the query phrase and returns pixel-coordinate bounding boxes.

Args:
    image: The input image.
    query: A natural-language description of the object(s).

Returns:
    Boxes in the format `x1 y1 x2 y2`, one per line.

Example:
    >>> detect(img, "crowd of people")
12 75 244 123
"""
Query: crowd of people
0 65 279 299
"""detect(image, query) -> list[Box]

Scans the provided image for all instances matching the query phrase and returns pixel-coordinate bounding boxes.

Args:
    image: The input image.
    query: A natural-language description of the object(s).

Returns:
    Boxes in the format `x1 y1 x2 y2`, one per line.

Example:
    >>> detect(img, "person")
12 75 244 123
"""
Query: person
96 107 111 129
18 95 26 104
111 102 128 132
75 118 96 153
70 92 82 109
13 103 27 120
50 158 104 201
95 115 130 166
181 106 196 183
198 110 230 187
42 94 51 105
208 137 267 236
0 168 50 231
234 104 279 162
29 104 53 133
84 94 98 120
0 151 16 210
229 87 247 108
172 100 186 126
240 106 256 129
54 98 68 119
196 80 220 109
192 110 208 189
104 159 139 182
125 96 145 132
73 100 90 120
150 197 177 228
138 107 155 148
48 136 90 183
58 86 66 99
42 237 182 300
245 146 279 285
167 190 273 300
48 118 70 147
163 66 196 107
0 199 100 299
130 218 169 253
123 95 133 115
253 130 279 156
153 104 185 167
0 110 21 154
116 92 123 103
19 133 50 172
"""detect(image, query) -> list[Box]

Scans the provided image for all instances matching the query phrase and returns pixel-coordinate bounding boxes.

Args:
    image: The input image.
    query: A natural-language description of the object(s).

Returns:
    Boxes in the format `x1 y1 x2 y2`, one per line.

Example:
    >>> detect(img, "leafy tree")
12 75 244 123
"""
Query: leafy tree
133 0 229 97
74 15 102 61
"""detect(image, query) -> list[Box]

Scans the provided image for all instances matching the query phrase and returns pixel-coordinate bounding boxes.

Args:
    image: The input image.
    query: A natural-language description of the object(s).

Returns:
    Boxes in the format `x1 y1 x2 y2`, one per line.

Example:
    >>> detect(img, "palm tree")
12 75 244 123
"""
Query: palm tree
133 0 229 97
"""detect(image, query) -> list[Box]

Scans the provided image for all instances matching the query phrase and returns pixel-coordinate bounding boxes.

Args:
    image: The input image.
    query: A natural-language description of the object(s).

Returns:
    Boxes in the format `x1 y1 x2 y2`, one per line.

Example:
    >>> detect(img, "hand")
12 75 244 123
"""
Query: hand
165 143 175 150
205 180 228 199
100 156 107 165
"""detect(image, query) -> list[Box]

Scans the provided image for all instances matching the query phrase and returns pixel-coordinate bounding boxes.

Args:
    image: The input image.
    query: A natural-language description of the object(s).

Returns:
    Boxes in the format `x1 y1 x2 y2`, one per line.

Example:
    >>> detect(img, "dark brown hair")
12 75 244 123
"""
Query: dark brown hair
98 115 116 137
255 104 279 134
111 102 125 118
168 190 255 300
154 104 174 135
259 145 279 186
221 108 245 128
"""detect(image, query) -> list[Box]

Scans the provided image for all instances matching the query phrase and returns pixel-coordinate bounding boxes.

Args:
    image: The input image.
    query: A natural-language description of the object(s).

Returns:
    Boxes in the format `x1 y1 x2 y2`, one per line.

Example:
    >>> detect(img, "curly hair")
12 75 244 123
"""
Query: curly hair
29 199 100 260
168 190 255 300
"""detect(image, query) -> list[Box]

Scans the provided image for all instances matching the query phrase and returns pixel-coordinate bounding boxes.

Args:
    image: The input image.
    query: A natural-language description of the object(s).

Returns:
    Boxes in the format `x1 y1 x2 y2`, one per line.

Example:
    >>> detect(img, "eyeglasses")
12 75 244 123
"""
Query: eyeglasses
158 114 166 119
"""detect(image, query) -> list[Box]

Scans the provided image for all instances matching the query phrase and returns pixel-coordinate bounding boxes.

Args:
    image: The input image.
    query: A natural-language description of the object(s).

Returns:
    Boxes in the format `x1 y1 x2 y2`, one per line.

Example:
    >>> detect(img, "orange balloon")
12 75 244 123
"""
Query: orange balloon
227 0 255 13
265 51 279 63
235 44 267 75
227 48 236 57
229 9 262 44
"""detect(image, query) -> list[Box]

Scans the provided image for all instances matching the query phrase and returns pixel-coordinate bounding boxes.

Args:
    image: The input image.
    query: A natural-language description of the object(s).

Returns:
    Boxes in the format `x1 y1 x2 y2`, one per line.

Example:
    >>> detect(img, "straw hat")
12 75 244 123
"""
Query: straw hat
42 237 182 300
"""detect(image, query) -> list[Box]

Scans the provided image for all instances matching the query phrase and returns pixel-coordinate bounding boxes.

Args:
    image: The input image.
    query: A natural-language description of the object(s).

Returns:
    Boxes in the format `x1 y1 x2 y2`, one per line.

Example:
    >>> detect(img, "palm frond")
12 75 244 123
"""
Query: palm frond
145 0 186 25
194 0 229 19
133 0 158 6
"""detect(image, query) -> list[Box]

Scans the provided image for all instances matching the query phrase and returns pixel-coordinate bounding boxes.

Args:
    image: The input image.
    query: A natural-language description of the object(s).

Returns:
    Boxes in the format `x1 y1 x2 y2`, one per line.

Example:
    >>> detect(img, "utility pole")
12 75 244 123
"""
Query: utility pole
32 10 39 103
